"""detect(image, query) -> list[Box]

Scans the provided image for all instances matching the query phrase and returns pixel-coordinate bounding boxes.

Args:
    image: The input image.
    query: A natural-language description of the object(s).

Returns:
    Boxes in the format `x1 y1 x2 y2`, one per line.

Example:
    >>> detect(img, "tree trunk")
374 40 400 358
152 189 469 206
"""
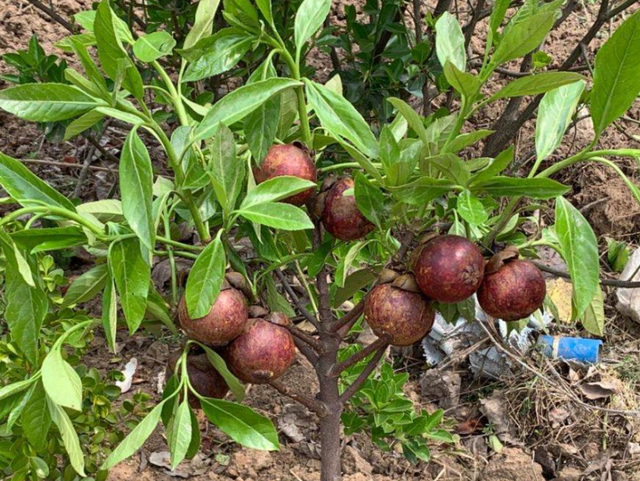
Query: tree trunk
318 332 343 481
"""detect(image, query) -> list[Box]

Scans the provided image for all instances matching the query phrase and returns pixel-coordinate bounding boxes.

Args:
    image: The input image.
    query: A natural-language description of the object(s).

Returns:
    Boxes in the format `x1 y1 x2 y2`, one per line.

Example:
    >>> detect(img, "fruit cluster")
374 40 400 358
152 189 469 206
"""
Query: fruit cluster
172 144 548 399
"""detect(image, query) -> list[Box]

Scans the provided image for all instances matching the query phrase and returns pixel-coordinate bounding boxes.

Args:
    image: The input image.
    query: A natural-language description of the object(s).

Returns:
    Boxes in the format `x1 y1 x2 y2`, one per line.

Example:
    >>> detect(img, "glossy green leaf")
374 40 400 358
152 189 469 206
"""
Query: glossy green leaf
184 0 221 49
443 61 479 98
200 344 245 402
428 153 470 186
168 400 192 469
0 379 35 402
457 190 488 225
206 123 244 213
120 129 155 251
101 400 166 470
255 0 273 23
591 10 640 136
488 0 511 46
62 263 109 308
448 130 494 154
0 229 47 365
473 176 569 199
201 398 279 451
64 109 105 141
470 146 514 185
435 12 466 71
94 0 142 98
109 237 150 334
195 78 301 141
74 9 134 43
47 397 86 476
535 80 585 162
491 72 584 101
492 9 557 65
22 381 50 452
133 31 176 62
555 197 599 319
0 83 100 122
336 240 372 288
387 97 428 145
389 177 454 205
241 176 316 209
102 274 118 352
304 79 378 158
244 60 280 164
294 0 332 53
185 231 226 319
183 33 252 82
0 152 76 211
42 348 83 411
582 286 604 336
238 203 314 230
354 172 384 230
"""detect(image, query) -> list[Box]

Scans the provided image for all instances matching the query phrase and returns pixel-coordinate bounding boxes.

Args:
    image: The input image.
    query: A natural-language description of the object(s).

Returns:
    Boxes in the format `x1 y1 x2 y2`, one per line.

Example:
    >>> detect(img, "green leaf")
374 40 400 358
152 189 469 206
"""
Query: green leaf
389 177 454 205
42 348 83 411
607 238 629 273
582 286 604 336
120 129 155 251
354 172 384 230
195 78 301 141
488 0 511 46
443 61 479 98
101 399 166 470
64 109 105 141
185 231 226 319
238 203 314 230
62 263 109 308
47 397 86 476
470 146 514 185
555 197 599 319
294 0 332 54
0 378 35 402
492 9 557 65
168 400 192 469
448 130 494 154
200 344 245 402
255 0 273 23
387 97 428 145
22 381 50 452
0 229 47 365
491 72 585 100
304 79 378 159
109 237 150 334
0 83 100 122
77 199 122 222
207 123 245 213
201 398 279 451
133 31 176 62
241 176 316 209
184 0 221 49
244 81 280 164
535 81 585 162
183 33 253 82
336 240 372 288
457 190 489 225
591 10 640 136
0 152 76 211
94 0 143 99
102 274 118 352
435 12 466 71
473 176 569 199
428 153 470 186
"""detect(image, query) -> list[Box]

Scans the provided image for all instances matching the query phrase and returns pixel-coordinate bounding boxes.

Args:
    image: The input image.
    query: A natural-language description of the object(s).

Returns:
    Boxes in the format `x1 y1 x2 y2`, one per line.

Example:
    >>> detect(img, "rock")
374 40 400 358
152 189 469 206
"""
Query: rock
553 466 582 481
230 449 273 478
482 448 545 481
420 369 461 409
343 446 373 475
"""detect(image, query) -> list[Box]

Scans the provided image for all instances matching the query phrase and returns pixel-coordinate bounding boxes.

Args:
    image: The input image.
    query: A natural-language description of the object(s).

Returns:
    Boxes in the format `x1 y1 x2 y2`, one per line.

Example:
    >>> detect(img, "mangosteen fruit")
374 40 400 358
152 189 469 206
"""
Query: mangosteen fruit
477 259 546 321
178 288 249 346
413 235 485 303
166 351 229 408
321 177 374 241
364 284 435 346
254 144 317 206
226 319 296 384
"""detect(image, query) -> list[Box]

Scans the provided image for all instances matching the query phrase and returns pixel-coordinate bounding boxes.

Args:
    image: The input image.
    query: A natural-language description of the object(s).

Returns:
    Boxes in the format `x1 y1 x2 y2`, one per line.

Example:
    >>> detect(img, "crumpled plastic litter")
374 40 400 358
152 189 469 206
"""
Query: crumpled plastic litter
616 247 640 323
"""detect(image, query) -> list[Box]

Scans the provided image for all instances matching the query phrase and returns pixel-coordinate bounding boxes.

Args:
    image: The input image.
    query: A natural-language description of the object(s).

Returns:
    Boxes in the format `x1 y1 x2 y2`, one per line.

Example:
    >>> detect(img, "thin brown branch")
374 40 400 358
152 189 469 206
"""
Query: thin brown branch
464 0 486 50
17 158 113 173
531 260 640 288
329 337 389 377
286 324 324 353
274 270 320 329
268 380 328 417
333 300 365 336
313 223 334 325
293 338 319 367
339 344 388 403
25 0 77 33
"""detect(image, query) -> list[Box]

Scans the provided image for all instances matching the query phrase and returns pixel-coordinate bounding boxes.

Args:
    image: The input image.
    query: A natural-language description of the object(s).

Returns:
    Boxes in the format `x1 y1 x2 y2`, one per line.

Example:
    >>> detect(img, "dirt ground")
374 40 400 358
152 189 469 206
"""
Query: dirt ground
1 0 640 480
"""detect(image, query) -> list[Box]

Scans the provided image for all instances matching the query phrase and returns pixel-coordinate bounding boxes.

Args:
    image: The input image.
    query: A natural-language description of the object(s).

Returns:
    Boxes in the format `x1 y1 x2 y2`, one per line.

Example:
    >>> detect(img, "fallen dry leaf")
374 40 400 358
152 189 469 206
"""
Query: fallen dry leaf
578 379 623 400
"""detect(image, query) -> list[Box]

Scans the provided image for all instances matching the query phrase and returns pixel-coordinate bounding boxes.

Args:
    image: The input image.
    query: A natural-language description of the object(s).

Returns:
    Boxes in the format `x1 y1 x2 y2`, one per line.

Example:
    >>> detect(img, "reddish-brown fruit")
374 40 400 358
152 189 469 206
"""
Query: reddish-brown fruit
254 144 317 206
321 177 374 241
477 259 546 321
364 284 435 346
166 351 229 409
178 288 249 346
226 319 296 384
413 235 485 303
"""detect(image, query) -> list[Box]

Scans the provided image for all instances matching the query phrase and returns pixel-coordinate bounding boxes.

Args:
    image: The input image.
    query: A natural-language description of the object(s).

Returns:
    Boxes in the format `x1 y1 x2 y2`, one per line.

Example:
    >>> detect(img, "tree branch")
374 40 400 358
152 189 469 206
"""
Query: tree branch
274 270 320 329
531 260 640 288
339 344 388 403
329 337 389 377
333 300 365 336
25 0 77 33
294 338 319 366
268 380 328 417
